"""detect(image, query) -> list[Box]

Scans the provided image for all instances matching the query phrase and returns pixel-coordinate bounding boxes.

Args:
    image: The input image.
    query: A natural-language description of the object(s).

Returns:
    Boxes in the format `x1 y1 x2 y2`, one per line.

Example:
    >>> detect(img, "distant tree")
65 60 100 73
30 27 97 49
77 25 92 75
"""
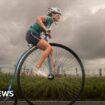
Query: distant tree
0 67 2 73
76 68 79 76
99 68 102 77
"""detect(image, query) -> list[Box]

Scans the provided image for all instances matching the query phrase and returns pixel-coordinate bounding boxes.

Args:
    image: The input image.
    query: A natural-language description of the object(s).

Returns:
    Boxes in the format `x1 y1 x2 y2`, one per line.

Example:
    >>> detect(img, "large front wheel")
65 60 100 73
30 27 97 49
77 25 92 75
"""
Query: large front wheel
17 43 85 105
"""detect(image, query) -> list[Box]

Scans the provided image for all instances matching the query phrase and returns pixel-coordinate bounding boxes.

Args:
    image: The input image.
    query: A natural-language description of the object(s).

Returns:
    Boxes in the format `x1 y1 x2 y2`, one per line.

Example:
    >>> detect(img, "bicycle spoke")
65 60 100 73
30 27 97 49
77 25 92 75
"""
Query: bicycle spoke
17 43 85 105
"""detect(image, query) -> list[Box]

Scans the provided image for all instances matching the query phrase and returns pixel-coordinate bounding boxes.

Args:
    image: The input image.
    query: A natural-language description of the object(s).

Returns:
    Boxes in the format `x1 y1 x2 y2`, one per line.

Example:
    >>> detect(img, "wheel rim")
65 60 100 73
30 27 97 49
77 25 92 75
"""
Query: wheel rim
17 43 85 105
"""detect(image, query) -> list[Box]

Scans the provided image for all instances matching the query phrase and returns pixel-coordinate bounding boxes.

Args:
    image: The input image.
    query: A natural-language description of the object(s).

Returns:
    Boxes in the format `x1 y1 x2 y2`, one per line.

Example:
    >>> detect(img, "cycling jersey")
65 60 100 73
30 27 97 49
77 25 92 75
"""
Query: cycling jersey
28 16 53 34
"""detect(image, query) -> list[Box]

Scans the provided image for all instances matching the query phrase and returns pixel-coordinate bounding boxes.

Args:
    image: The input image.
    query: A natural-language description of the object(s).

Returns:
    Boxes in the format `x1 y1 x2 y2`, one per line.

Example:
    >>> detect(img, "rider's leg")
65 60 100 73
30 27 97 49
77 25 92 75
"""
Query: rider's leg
35 38 53 69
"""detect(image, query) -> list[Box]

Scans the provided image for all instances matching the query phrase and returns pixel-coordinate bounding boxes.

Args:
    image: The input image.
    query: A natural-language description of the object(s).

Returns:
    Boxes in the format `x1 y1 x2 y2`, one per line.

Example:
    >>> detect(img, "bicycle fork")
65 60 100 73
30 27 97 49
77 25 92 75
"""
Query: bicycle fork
47 56 54 80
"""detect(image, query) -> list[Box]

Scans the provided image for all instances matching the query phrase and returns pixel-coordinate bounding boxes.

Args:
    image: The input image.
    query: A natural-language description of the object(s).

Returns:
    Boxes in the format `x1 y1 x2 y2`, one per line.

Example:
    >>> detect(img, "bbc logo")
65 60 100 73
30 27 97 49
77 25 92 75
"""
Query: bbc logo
0 90 14 97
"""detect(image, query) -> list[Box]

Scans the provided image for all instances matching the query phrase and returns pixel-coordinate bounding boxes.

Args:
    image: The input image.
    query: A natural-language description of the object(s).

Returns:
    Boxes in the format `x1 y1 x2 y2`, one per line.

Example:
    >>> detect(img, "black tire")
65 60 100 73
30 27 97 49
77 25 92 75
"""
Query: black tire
0 88 17 105
17 43 85 105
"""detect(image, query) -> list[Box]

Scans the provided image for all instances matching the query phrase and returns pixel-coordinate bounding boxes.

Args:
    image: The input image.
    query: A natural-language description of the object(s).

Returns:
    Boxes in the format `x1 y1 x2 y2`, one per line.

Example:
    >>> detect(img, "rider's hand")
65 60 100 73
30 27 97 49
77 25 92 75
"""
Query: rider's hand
48 34 52 39
45 29 52 39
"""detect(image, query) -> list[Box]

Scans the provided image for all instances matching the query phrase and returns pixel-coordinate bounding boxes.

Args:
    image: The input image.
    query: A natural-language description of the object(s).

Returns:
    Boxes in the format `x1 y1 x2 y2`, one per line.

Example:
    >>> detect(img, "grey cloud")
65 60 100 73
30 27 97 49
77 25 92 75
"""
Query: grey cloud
0 0 105 69
71 9 105 59
0 0 76 65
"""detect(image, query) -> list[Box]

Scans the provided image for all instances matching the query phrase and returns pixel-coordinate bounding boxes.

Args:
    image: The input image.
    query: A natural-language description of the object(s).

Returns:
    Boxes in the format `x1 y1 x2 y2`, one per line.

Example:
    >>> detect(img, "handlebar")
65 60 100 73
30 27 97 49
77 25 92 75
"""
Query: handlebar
45 34 49 41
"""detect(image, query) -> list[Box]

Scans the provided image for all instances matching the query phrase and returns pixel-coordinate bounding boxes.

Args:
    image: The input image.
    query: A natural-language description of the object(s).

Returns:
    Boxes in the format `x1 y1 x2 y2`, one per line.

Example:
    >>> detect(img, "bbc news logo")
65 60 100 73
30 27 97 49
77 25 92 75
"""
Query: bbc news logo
0 90 14 97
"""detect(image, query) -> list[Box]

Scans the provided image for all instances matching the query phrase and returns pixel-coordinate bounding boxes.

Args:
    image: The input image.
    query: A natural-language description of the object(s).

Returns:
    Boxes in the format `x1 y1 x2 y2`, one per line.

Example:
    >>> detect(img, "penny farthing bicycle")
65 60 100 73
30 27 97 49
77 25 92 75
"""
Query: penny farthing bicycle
16 33 85 105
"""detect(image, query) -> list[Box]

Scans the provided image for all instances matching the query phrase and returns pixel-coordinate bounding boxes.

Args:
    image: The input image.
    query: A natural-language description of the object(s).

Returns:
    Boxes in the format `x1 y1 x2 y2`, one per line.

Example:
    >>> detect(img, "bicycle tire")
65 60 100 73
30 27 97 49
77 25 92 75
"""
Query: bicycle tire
17 43 85 105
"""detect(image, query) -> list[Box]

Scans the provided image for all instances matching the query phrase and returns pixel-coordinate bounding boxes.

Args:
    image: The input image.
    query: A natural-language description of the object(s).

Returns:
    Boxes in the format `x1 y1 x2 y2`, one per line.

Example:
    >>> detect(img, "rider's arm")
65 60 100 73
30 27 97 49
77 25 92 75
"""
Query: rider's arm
36 16 51 38
36 16 47 32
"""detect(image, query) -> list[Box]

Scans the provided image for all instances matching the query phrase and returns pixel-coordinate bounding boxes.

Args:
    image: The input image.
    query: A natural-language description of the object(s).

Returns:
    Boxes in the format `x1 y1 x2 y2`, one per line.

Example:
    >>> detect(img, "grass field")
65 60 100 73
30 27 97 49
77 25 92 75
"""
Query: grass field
0 72 105 101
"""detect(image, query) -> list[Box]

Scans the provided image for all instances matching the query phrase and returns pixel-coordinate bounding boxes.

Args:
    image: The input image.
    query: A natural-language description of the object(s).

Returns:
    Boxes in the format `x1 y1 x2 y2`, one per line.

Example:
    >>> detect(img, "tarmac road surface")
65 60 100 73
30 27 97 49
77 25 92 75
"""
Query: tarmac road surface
0 101 105 105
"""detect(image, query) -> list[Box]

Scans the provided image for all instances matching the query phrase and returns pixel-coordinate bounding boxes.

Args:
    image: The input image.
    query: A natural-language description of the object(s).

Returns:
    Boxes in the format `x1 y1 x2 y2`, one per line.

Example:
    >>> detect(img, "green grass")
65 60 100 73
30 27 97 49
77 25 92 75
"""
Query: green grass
18 75 81 100
81 76 105 100
0 73 13 89
0 73 105 100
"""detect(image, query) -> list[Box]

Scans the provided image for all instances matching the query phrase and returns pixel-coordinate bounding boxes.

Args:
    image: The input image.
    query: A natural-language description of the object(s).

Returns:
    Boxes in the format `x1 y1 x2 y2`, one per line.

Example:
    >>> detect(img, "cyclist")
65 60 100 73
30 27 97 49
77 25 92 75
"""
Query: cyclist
26 7 62 77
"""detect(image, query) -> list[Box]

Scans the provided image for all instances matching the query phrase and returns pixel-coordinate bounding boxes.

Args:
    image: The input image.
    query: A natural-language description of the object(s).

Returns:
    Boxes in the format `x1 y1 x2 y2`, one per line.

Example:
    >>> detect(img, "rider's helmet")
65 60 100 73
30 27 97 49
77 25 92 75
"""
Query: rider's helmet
48 7 62 16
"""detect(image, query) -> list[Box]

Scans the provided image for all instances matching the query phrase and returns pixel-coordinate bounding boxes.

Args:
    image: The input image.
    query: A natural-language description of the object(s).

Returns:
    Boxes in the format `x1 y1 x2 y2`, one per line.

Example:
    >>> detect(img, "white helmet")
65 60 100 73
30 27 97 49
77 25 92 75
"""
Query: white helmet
48 7 62 15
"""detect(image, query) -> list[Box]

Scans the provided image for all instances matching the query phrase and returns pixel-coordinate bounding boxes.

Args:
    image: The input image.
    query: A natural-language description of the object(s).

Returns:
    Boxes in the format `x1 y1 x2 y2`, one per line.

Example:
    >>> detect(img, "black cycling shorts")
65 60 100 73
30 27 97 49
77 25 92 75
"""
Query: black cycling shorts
26 31 41 46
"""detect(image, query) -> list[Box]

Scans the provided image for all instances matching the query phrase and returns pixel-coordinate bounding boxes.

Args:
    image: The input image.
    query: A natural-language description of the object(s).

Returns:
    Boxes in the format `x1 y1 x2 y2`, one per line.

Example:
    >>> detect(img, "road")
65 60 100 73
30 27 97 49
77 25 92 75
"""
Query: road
0 101 105 105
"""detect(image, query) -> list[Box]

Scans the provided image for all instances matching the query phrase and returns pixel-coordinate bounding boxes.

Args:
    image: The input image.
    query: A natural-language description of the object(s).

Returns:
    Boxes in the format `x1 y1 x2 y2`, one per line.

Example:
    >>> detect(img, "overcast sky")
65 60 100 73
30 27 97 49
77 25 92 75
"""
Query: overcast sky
0 0 105 70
